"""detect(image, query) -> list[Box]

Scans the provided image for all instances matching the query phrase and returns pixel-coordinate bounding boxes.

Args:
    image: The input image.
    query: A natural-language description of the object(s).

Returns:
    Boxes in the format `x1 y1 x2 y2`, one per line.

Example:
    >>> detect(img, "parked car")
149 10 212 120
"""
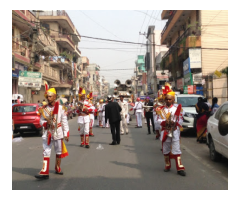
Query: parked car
206 101 228 161
66 105 73 120
175 94 204 132
12 103 43 136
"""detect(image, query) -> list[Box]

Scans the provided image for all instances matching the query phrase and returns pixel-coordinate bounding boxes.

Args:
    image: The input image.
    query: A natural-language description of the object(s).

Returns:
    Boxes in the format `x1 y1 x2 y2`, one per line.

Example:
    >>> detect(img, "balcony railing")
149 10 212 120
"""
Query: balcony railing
161 10 177 37
76 46 81 55
162 27 192 60
39 10 75 30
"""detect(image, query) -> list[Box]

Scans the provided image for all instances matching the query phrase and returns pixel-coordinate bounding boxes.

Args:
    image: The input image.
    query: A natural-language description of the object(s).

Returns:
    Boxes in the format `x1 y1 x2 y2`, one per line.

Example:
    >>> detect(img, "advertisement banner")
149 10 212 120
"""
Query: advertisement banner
156 70 169 80
184 72 193 85
18 71 42 88
183 58 191 76
188 85 194 94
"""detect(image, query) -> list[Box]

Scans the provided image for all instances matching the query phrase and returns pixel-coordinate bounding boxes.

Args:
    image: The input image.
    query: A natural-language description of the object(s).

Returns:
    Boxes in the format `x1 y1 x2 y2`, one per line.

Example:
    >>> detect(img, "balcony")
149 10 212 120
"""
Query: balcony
73 28 81 43
75 46 81 57
12 10 36 30
161 28 201 67
39 10 75 33
51 33 75 51
82 57 89 65
161 10 192 44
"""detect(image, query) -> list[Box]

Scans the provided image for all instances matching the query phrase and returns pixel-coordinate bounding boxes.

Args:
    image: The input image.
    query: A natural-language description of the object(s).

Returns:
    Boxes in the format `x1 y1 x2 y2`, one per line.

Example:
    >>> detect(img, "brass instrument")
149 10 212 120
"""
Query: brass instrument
165 113 173 138
143 105 153 112
125 79 132 87
114 79 121 87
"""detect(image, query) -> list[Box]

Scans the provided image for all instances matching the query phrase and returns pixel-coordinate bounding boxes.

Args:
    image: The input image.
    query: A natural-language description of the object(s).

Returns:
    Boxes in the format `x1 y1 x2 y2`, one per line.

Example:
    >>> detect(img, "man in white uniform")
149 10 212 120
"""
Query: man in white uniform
77 88 92 148
87 92 96 136
35 86 69 179
157 87 186 176
132 98 143 128
118 94 129 135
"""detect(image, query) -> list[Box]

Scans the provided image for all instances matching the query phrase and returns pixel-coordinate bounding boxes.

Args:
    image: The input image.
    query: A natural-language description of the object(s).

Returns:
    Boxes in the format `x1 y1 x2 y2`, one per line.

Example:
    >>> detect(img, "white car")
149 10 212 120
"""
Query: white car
207 101 228 161
175 94 204 131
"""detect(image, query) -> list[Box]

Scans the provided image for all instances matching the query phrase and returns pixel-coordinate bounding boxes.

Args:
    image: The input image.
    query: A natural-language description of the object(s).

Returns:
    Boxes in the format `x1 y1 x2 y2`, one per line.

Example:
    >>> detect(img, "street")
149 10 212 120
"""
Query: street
12 116 228 190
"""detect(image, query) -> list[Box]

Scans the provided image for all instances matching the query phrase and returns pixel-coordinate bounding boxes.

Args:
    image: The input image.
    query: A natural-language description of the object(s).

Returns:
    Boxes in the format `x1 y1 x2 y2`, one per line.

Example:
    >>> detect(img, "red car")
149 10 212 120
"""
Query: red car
12 103 43 136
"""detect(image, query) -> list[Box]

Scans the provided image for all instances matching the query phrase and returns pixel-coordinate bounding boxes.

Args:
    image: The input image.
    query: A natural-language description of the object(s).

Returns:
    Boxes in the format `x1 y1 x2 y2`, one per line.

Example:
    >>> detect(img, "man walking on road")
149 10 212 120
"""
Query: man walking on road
157 84 186 176
144 96 155 135
35 85 69 179
132 98 143 128
105 95 122 145
118 94 129 135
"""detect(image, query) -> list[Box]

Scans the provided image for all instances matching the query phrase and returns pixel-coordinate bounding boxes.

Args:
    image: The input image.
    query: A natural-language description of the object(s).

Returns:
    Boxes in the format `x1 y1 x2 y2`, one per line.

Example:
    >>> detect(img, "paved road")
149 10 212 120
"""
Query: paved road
12 116 228 190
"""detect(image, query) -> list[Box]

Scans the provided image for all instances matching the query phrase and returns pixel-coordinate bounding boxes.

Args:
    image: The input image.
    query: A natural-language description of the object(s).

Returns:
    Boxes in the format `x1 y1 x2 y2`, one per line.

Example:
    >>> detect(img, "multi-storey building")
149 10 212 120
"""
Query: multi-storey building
88 63 100 100
135 55 147 97
160 10 228 102
38 10 82 103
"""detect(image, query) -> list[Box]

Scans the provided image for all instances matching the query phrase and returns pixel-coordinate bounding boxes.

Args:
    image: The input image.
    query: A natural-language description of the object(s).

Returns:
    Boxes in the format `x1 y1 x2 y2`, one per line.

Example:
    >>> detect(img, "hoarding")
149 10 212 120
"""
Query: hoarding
18 71 42 89
189 48 202 69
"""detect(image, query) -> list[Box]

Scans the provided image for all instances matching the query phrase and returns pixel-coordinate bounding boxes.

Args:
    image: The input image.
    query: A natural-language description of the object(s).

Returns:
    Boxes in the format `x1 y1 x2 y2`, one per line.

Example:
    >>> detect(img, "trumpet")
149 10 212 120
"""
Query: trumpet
143 105 153 112
165 113 173 137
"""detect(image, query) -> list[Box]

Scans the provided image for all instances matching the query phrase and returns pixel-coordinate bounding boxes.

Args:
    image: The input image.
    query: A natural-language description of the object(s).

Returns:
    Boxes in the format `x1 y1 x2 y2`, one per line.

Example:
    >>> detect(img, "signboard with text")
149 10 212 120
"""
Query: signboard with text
189 48 202 69
18 71 42 89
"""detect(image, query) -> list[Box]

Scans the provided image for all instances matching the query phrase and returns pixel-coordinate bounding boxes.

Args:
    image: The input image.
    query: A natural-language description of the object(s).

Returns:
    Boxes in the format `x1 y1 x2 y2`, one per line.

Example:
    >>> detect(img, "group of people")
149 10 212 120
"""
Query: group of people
36 81 220 179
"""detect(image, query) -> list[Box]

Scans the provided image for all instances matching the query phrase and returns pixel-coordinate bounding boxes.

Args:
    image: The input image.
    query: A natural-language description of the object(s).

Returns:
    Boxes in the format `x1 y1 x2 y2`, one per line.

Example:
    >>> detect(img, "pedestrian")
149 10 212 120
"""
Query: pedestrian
87 92 96 137
210 97 219 115
35 86 69 179
12 119 14 139
17 96 21 104
118 94 129 135
157 85 186 176
131 98 143 128
12 100 16 106
195 98 209 143
144 96 155 135
105 95 122 145
76 88 92 148
98 99 104 127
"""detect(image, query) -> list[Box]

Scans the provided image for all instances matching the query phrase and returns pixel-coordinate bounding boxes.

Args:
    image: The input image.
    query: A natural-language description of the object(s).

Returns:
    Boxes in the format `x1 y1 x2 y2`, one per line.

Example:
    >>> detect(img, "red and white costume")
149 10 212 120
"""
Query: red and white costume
157 104 185 172
38 103 69 176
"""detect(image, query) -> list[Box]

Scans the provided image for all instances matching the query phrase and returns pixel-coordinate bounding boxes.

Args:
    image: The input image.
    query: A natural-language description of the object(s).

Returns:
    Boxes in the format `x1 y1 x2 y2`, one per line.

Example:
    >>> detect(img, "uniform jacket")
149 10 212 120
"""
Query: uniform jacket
105 101 122 124
39 104 69 140
118 100 128 116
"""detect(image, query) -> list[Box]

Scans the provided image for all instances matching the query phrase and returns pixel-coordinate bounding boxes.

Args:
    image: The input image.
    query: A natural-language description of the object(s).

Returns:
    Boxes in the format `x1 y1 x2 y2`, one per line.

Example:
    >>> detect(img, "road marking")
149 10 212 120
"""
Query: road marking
181 144 228 182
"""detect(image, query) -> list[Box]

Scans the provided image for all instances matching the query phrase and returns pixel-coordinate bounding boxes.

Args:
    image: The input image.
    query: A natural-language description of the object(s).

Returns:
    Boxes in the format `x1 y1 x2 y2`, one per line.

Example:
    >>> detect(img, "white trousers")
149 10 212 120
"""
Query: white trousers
79 122 89 135
102 119 109 127
126 114 130 124
42 135 62 157
162 140 182 155
120 115 128 133
136 112 142 127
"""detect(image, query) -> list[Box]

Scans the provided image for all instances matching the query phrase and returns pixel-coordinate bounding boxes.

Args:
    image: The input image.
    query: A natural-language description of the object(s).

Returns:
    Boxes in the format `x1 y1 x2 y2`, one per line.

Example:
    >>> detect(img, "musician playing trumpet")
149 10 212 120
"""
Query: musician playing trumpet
157 86 186 176
144 96 155 135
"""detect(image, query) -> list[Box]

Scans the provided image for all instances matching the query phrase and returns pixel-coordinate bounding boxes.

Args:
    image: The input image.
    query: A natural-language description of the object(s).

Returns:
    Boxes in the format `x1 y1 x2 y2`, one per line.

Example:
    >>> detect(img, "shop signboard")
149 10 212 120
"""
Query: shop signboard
189 48 202 69
184 72 193 85
193 73 202 84
177 78 184 90
12 68 20 78
18 71 42 89
183 86 188 94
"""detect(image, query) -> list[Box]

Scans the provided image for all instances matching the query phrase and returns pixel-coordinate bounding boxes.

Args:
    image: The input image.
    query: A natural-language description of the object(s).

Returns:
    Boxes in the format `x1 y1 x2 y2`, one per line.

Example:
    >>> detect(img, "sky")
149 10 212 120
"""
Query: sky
67 10 167 87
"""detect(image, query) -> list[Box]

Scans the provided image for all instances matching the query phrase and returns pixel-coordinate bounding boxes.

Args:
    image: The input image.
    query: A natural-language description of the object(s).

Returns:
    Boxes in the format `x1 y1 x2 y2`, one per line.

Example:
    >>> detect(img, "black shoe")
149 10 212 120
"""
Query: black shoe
177 170 186 176
126 132 128 135
164 169 170 172
147 132 151 135
85 145 90 148
135 126 139 128
80 144 84 147
139 126 142 128
55 171 64 175
117 142 120 145
109 142 117 145
35 174 49 179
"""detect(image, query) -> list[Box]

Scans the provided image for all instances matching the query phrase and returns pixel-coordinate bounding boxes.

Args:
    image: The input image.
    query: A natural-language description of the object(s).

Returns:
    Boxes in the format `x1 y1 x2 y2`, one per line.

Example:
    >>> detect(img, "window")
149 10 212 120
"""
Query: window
215 103 228 120
176 97 199 107
13 105 36 113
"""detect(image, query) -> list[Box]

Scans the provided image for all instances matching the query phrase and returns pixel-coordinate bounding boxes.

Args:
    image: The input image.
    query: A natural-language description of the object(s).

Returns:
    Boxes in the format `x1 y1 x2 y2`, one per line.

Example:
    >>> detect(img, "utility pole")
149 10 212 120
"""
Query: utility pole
152 31 158 95
29 10 41 72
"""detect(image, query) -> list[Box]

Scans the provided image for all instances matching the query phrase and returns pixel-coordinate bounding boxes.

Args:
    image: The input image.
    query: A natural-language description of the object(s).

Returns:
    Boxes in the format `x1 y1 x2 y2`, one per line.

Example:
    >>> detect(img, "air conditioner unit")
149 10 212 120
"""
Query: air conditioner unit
22 41 28 48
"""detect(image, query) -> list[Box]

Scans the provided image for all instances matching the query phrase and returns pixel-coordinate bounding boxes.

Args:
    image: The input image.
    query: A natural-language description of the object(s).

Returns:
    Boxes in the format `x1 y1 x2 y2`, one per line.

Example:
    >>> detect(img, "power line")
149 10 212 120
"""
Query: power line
134 10 164 22
78 10 122 40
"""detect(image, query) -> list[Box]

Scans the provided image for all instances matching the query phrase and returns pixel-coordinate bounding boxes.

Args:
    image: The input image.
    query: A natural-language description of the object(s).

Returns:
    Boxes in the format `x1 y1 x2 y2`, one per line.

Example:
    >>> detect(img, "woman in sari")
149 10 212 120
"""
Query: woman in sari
195 98 209 143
